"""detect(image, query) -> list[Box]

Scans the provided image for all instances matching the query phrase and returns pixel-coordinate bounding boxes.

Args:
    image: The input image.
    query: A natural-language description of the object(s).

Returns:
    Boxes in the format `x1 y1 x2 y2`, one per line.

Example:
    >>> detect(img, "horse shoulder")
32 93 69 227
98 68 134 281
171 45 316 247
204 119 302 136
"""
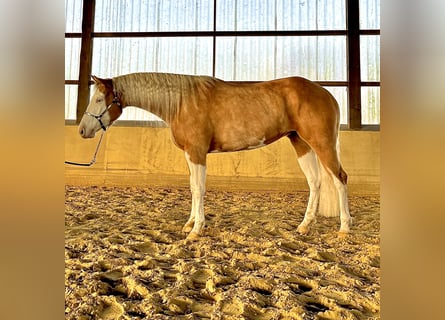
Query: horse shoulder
170 106 214 153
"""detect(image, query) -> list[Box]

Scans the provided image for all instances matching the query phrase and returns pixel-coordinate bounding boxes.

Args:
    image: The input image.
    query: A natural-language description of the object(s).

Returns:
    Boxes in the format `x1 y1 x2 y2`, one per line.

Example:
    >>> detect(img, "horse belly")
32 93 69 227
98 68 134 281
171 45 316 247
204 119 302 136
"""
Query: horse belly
209 118 288 153
209 136 266 153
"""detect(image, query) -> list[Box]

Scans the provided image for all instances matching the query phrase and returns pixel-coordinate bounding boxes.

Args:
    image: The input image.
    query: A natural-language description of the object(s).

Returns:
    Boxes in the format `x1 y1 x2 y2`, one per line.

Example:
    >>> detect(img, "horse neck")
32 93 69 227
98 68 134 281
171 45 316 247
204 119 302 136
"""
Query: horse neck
112 73 200 123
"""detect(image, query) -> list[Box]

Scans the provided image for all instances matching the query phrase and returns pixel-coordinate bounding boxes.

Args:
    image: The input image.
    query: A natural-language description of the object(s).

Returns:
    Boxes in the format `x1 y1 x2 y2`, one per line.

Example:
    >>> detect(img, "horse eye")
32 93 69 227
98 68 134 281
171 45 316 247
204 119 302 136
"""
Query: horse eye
96 98 104 103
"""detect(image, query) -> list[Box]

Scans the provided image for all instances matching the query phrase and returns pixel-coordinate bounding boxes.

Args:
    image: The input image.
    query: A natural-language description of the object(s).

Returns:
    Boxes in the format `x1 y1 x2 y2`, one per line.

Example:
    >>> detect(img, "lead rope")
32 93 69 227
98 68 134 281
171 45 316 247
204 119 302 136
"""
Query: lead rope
64 130 105 166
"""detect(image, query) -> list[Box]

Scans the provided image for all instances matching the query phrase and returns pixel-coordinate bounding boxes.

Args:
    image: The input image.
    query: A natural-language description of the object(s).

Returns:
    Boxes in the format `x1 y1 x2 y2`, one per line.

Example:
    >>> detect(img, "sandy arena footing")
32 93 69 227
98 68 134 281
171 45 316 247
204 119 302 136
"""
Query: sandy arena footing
65 185 380 320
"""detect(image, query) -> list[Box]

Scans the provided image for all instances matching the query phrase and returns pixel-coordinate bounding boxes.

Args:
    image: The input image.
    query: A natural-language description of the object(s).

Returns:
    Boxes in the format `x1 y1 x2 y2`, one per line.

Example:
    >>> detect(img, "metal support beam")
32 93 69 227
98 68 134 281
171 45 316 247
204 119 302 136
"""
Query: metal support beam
76 0 95 123
347 0 362 129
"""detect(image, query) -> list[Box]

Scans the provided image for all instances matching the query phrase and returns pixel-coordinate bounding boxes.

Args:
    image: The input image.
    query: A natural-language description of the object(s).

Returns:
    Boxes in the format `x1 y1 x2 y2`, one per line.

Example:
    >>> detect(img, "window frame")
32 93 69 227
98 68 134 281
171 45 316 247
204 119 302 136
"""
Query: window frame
65 0 380 130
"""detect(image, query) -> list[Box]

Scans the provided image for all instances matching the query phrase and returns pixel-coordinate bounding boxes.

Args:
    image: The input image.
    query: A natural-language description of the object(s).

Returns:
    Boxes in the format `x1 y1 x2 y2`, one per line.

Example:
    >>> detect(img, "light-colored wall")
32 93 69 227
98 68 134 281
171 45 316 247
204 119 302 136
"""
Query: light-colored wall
65 126 379 194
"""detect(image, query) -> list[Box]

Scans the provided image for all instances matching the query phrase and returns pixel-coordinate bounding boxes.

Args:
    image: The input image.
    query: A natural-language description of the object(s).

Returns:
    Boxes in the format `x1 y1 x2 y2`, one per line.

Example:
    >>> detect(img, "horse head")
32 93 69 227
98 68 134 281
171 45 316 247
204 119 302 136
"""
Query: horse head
78 76 123 138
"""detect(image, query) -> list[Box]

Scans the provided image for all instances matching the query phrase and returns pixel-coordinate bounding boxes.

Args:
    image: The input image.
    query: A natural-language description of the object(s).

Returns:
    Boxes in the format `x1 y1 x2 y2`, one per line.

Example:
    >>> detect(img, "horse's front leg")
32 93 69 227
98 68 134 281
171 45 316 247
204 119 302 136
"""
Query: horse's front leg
183 152 207 240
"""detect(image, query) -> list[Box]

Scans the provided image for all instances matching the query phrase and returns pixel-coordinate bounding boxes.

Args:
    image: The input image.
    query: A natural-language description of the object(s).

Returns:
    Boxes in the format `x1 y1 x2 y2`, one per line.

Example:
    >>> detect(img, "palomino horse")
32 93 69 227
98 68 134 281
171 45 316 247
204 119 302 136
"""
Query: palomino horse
79 72 351 240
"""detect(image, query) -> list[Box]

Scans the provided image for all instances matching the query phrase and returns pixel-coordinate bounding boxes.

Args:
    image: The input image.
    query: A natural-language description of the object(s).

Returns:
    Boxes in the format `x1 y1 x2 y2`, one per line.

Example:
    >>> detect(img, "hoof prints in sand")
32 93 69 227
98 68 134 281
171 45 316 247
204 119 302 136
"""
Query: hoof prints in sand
65 186 380 319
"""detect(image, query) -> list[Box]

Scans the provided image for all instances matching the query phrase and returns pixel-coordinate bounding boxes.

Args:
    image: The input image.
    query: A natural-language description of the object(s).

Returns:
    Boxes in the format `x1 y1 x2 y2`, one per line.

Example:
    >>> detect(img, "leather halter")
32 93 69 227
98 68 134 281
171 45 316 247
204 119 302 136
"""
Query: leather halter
84 93 122 131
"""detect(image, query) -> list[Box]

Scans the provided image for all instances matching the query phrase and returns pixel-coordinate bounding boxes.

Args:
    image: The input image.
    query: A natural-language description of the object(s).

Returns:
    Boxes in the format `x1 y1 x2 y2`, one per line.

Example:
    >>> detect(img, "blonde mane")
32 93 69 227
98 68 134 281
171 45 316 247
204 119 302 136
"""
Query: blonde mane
112 72 217 123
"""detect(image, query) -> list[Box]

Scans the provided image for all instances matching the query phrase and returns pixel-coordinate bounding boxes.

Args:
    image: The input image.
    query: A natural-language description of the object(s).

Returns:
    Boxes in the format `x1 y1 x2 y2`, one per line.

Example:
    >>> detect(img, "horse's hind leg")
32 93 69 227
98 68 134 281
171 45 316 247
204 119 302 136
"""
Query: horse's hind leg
310 140 351 234
332 168 350 233
288 134 320 234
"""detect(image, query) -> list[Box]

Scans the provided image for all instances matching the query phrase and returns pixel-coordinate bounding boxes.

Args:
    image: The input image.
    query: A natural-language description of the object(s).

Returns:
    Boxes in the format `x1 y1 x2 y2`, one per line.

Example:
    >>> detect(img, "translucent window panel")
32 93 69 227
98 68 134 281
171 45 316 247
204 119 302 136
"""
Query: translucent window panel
360 35 380 81
65 85 78 120
215 36 346 81
65 0 83 32
65 38 81 80
361 87 380 124
216 37 276 80
91 37 213 78
95 0 213 32
359 0 380 29
217 0 346 31
325 86 348 125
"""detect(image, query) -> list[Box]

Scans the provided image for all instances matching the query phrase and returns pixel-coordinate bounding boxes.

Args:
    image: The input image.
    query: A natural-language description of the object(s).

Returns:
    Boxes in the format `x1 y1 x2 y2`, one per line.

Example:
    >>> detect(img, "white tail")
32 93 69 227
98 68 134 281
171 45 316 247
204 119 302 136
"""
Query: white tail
316 137 341 217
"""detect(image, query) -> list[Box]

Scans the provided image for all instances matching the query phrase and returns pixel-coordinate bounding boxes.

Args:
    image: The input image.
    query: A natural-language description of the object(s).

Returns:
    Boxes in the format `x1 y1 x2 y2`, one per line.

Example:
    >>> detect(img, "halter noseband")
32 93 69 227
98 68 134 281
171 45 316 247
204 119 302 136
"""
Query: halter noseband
84 93 122 131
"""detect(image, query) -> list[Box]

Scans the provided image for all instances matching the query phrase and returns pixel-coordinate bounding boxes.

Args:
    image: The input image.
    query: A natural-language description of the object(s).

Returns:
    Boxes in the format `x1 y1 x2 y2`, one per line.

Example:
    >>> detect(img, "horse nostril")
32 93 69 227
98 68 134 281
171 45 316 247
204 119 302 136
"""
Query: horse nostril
79 127 85 137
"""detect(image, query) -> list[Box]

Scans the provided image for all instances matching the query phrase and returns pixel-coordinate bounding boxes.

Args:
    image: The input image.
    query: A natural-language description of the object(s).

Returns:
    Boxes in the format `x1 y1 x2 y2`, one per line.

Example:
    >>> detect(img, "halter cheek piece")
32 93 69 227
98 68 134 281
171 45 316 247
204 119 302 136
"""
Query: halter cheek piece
84 93 122 131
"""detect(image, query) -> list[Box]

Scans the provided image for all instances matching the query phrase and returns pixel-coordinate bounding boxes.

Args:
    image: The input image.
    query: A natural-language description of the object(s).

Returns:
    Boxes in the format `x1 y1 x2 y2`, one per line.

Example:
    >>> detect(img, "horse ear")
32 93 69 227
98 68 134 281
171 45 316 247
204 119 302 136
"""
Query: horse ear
91 75 102 84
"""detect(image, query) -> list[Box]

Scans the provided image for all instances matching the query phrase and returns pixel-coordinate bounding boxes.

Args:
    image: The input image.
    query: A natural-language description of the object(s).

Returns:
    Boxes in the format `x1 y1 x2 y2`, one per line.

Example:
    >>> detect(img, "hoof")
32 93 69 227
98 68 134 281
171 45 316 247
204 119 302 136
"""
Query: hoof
337 231 349 239
186 231 201 241
297 225 309 235
182 224 193 233
339 222 351 235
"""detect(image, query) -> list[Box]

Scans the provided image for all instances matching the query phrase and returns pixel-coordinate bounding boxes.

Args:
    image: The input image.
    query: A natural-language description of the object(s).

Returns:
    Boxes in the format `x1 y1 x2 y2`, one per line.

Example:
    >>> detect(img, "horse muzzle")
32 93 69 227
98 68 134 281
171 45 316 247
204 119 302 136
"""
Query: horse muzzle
78 123 97 139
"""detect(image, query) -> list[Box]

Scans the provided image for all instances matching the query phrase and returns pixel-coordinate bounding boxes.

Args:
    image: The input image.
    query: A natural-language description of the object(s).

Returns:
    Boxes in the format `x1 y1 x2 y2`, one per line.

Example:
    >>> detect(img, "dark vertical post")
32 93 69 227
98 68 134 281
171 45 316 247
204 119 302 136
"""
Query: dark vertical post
212 0 217 77
76 0 96 123
347 0 361 129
